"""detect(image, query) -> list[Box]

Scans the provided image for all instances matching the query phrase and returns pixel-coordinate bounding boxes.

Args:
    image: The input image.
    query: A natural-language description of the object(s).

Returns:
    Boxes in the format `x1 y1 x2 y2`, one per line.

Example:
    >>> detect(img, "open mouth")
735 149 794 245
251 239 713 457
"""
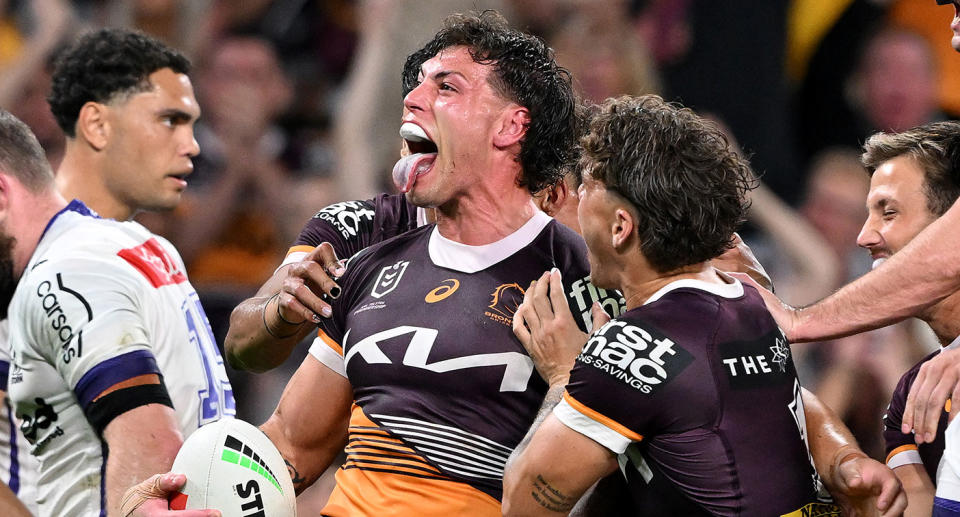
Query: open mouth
393 123 438 193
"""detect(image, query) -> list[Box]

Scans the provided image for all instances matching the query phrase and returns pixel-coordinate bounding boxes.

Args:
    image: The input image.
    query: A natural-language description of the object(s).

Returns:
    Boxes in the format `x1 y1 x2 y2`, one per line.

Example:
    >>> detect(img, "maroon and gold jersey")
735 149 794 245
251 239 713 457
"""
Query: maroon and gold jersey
883 343 954 480
313 211 624 516
556 280 838 516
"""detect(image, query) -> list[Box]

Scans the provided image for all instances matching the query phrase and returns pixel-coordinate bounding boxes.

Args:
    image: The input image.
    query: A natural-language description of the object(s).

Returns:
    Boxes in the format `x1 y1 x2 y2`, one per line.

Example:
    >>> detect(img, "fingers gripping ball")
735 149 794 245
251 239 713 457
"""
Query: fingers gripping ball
171 418 296 516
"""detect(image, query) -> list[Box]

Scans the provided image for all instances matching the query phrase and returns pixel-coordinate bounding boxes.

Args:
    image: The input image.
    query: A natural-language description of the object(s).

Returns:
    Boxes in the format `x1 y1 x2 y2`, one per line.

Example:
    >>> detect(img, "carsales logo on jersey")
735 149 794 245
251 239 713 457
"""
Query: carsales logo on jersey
568 276 624 331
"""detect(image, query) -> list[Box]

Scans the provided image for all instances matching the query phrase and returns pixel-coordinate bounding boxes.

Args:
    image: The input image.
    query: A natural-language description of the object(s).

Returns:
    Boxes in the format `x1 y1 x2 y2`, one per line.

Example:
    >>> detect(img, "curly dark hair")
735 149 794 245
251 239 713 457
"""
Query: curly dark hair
861 121 960 216
400 10 577 194
49 29 191 137
581 95 756 273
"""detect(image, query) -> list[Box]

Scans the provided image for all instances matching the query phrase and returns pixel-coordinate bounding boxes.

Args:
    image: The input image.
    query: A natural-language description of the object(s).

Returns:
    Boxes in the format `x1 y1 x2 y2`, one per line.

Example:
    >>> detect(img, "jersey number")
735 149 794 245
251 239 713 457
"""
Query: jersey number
343 325 535 392
182 294 235 425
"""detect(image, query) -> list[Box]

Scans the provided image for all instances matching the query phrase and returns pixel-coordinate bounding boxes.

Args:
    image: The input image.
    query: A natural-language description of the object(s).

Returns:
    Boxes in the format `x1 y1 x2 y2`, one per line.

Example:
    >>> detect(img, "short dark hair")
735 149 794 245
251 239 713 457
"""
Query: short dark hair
0 109 54 192
580 95 756 273
401 10 577 194
49 28 191 137
861 121 960 216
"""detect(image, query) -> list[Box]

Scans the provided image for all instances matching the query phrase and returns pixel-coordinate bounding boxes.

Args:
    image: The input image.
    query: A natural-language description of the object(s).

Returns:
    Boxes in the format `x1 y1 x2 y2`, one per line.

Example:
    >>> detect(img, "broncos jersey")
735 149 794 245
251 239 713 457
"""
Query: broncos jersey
555 280 838 516
311 211 625 516
0 321 38 515
7 200 235 516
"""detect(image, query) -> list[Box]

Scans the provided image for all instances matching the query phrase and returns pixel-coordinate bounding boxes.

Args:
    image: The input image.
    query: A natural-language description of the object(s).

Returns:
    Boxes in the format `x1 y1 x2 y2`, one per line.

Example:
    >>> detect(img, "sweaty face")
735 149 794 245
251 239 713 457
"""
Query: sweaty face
577 171 617 289
102 68 200 218
0 230 16 320
856 155 938 269
397 46 518 207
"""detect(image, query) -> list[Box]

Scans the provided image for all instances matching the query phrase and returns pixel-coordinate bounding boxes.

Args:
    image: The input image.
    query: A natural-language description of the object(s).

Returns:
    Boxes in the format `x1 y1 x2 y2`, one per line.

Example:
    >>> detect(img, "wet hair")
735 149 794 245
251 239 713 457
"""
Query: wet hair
49 28 191 137
0 109 54 192
861 120 960 216
580 95 756 273
400 10 577 194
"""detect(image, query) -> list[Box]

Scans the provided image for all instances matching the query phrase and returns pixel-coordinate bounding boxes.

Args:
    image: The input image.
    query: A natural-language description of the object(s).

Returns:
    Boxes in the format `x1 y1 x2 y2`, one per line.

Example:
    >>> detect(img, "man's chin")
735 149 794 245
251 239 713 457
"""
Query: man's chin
952 33 960 52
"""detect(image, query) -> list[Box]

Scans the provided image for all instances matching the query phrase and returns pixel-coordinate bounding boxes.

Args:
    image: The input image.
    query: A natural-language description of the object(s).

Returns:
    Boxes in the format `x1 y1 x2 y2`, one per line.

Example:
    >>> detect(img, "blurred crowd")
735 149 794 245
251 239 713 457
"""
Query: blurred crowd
0 0 953 482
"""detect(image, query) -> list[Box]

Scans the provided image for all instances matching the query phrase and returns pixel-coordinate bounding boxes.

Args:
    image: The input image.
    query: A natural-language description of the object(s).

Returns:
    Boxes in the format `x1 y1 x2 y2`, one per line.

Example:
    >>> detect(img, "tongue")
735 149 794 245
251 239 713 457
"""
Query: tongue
392 152 436 193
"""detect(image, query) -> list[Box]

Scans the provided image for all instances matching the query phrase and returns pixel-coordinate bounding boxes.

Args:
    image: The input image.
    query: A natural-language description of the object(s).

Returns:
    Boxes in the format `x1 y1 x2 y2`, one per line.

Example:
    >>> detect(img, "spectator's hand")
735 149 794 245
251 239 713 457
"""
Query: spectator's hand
710 233 773 291
829 455 906 517
903 346 960 443
728 272 801 341
119 473 220 517
276 243 345 325
512 269 609 387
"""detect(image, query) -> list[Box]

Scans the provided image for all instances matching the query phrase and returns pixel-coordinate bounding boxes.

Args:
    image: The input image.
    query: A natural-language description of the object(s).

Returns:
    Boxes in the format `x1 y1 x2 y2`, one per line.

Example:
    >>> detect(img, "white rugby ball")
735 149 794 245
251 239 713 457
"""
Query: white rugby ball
170 418 296 517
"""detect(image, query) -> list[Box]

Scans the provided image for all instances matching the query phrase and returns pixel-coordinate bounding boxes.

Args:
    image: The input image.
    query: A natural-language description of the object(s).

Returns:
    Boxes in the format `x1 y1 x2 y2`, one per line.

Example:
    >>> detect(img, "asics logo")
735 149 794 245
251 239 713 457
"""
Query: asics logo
425 279 459 303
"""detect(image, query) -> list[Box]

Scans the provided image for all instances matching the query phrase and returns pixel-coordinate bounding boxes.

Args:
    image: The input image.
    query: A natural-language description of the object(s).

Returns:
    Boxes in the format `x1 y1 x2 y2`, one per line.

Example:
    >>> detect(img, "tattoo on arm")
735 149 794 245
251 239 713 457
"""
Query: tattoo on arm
284 457 306 490
531 474 577 512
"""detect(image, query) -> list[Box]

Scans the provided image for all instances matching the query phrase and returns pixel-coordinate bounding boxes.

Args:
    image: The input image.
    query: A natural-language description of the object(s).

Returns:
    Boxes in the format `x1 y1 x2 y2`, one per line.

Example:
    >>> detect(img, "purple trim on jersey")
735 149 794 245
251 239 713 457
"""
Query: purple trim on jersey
0 359 8 392
935 497 960 515
4 398 19 494
74 350 161 410
99 441 108 517
40 199 97 241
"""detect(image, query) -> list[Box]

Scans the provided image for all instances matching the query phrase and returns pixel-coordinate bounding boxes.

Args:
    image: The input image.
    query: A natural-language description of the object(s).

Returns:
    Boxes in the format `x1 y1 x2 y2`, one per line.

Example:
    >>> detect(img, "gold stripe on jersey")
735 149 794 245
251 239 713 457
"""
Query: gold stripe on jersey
780 502 842 516
563 391 644 442
286 245 314 256
322 405 502 517
317 329 343 356
885 443 919 465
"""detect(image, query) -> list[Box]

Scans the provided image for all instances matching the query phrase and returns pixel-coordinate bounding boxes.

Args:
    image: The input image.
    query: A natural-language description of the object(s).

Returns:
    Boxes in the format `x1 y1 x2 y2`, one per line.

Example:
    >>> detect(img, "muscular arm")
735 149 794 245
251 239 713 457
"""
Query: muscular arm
259 355 352 494
0 390 30 517
224 244 343 372
103 403 184 516
804 388 906 516
786 198 960 342
893 464 934 517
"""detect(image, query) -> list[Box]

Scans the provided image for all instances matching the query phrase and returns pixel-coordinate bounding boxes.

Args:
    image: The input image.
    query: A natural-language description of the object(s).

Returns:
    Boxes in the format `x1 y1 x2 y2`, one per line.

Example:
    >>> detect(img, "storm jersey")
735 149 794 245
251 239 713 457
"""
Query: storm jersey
311 211 624 516
555 280 838 516
282 193 423 266
0 321 39 515
883 339 956 480
6 200 235 517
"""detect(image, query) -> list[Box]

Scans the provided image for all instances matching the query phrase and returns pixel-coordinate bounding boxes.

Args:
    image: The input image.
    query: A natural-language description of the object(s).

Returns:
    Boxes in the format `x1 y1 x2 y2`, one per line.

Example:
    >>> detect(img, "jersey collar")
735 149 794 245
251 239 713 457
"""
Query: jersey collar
40 199 98 241
428 211 552 273
642 271 745 306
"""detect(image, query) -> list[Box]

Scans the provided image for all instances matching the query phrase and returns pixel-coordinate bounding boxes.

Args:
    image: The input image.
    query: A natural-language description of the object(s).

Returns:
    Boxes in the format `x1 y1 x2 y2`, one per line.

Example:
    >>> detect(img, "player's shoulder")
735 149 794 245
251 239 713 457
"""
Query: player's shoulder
897 348 943 395
344 223 432 271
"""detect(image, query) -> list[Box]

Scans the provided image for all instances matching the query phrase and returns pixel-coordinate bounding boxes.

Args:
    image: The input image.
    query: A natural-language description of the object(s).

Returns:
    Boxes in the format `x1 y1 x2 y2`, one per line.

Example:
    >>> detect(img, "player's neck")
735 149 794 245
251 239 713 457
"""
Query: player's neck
56 153 134 221
921 293 960 347
12 188 68 278
434 182 538 245
619 263 720 310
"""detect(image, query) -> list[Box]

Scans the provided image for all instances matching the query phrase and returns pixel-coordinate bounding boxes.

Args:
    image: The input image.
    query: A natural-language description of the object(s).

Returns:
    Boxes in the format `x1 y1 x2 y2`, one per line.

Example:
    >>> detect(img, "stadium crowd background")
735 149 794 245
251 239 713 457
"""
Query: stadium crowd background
1 0 955 510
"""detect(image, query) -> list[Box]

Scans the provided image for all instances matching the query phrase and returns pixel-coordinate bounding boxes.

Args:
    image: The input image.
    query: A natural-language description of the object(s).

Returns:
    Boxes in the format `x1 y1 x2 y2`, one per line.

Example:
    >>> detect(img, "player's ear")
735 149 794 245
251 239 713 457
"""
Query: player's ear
611 206 635 249
76 102 110 151
536 180 569 217
493 105 529 149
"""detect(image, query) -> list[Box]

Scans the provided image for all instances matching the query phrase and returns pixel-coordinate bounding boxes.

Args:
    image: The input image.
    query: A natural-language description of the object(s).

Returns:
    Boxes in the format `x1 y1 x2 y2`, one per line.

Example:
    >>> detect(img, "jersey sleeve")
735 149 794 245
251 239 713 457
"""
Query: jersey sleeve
281 199 378 267
309 329 346 378
554 317 696 454
883 369 922 468
20 260 160 415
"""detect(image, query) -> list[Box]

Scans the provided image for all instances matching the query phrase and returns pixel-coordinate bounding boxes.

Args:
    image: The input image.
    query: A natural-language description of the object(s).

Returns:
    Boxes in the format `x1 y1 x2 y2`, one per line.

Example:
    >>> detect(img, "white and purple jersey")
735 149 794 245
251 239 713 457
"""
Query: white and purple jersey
7 200 235 516
0 321 38 514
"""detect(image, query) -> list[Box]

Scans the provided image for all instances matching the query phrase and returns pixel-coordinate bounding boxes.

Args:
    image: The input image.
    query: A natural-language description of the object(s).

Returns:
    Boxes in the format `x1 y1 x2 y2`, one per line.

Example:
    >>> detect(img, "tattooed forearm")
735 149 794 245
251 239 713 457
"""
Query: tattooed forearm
284 457 307 493
531 474 577 512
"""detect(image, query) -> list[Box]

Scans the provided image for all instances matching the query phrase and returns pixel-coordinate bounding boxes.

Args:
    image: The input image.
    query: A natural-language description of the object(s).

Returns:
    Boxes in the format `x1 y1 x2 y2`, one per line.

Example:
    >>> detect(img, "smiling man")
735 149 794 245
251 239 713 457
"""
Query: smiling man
848 121 960 516
245 11 624 517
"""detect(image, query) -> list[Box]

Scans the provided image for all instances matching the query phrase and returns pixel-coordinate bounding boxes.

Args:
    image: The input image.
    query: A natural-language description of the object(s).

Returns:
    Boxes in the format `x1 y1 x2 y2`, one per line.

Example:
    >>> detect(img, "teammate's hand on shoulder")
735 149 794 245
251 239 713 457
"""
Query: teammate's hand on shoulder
710 233 773 292
727 271 801 341
512 268 590 387
277 243 345 325
903 346 960 444
830 455 905 517
120 473 220 517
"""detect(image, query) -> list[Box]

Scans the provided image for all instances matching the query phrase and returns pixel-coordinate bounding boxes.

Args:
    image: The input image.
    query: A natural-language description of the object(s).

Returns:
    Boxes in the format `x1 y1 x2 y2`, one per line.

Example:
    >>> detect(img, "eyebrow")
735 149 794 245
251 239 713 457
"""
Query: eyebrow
158 108 198 123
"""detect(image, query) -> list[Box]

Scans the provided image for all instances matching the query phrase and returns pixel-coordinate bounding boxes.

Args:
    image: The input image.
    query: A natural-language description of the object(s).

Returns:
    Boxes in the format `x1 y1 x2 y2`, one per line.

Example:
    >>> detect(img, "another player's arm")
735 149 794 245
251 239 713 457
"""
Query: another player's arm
224 243 344 372
259 355 352 494
804 388 906 517
893 464 934 517
98 374 184 516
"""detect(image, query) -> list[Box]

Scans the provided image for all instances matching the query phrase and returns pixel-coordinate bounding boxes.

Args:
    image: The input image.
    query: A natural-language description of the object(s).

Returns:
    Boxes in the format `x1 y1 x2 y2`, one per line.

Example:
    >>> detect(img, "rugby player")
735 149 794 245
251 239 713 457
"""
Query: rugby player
502 95 904 516
0 30 233 517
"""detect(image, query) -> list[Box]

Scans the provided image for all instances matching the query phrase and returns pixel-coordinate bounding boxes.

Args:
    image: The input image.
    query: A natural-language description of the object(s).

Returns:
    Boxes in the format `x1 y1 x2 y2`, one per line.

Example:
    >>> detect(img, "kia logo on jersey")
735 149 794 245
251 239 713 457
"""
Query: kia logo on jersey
371 261 410 299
